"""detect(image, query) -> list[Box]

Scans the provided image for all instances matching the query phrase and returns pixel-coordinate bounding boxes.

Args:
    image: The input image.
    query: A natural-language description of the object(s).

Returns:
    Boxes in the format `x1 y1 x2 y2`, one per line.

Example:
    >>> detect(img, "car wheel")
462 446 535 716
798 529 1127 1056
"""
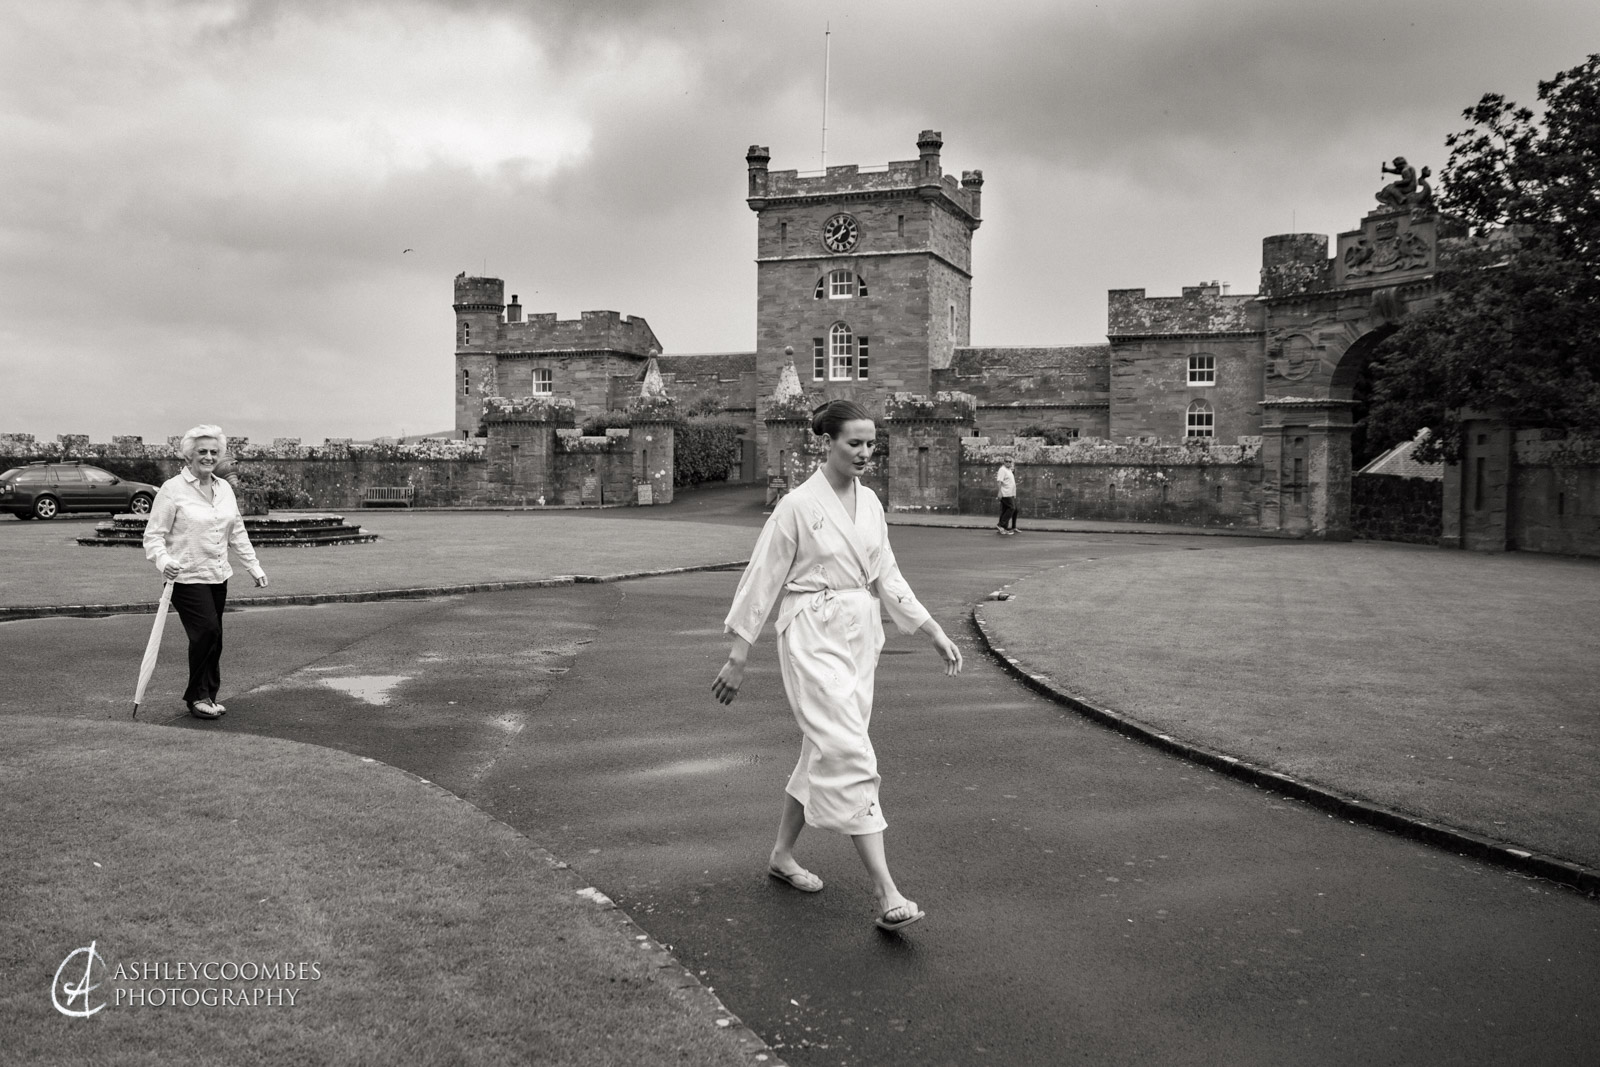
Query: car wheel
130 493 154 515
33 495 59 520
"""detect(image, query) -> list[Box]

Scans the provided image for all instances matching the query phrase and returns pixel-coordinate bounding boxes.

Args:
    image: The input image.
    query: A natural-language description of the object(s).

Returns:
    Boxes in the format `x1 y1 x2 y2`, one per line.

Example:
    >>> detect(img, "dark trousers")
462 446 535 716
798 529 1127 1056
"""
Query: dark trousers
171 581 228 703
998 496 1018 530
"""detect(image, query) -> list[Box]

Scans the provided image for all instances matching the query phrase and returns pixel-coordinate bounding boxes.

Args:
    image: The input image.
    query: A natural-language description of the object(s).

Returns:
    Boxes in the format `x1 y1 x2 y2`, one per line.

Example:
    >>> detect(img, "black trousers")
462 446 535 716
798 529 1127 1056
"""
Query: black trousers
998 496 1018 530
171 581 228 703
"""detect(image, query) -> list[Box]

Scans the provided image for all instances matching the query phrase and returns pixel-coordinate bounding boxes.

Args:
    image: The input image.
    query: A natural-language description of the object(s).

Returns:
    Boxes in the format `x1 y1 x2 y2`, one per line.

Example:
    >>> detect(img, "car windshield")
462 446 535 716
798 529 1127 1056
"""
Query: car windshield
0 468 20 480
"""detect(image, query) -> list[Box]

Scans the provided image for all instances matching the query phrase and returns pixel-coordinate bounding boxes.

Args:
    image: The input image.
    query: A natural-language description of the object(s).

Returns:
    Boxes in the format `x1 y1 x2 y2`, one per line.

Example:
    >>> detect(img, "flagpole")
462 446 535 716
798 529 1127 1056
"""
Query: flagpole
821 23 831 170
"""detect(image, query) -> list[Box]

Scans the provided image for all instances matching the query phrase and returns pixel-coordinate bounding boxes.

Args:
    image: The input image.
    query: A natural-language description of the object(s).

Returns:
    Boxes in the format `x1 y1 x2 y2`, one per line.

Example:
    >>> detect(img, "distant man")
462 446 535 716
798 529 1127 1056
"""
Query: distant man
996 458 1018 536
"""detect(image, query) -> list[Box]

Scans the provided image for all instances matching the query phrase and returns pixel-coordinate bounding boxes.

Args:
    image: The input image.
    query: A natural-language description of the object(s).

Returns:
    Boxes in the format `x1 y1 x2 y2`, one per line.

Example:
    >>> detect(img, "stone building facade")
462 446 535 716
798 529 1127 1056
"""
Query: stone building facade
445 131 1531 541
453 274 662 439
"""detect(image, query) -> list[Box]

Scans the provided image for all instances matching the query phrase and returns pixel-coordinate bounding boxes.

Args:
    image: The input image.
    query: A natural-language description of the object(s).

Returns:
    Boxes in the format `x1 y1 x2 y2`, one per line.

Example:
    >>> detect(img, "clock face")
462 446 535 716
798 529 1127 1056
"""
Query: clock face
821 213 859 253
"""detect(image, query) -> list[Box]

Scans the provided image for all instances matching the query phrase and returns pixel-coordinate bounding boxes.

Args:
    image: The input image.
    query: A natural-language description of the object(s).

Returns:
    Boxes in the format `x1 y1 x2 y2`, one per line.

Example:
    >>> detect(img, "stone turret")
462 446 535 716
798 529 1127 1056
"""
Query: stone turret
917 129 943 184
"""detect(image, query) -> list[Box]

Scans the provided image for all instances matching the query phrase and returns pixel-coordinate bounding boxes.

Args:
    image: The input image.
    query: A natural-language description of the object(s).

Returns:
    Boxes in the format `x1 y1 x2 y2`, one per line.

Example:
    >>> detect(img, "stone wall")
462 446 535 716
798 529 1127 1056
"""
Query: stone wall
1350 474 1442 545
933 345 1111 439
960 436 1264 527
1508 431 1600 557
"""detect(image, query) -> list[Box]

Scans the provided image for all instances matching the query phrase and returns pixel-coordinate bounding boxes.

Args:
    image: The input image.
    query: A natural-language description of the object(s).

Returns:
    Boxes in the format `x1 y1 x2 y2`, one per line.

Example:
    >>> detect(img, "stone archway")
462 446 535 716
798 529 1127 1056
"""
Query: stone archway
1330 325 1397 471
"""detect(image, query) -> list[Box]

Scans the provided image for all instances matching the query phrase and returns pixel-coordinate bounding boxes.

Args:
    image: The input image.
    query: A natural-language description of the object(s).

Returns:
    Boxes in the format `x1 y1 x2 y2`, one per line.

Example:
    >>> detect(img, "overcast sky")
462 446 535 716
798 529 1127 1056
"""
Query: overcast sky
3 0 1596 443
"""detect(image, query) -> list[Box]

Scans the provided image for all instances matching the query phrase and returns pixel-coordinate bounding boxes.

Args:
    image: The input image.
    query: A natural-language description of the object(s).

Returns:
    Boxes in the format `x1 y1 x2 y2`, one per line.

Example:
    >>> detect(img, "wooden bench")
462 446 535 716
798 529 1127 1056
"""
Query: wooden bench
362 486 414 508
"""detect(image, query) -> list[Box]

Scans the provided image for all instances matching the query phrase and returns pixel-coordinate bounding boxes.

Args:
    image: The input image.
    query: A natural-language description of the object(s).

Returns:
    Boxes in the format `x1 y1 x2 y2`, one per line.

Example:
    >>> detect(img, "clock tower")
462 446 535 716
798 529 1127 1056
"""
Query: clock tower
745 131 983 417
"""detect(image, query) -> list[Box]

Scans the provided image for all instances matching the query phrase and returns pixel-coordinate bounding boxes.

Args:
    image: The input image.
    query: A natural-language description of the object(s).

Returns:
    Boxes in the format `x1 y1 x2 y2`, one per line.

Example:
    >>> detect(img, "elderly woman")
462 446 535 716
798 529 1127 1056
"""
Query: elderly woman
713 400 963 931
142 424 269 720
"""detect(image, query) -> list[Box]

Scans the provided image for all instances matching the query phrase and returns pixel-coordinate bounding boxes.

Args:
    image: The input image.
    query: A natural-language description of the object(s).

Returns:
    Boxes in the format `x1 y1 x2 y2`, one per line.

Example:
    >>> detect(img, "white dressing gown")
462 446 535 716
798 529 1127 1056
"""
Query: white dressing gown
724 469 932 835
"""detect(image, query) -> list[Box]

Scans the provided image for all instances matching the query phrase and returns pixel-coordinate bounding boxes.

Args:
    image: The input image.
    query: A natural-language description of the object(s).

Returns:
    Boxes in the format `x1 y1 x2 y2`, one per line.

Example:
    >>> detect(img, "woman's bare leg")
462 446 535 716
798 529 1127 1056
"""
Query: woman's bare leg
769 793 809 872
852 831 916 918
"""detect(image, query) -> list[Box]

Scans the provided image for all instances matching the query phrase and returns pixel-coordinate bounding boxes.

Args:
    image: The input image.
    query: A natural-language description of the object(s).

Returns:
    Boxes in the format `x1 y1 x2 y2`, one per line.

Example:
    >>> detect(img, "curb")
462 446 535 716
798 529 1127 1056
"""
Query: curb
969 602 1600 898
0 560 750 622
887 518 1301 539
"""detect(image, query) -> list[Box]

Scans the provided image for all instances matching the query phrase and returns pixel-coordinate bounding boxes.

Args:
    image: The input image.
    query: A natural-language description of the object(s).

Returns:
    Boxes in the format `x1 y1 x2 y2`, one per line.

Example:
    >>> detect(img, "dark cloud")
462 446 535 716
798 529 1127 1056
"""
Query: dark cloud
3 0 1597 440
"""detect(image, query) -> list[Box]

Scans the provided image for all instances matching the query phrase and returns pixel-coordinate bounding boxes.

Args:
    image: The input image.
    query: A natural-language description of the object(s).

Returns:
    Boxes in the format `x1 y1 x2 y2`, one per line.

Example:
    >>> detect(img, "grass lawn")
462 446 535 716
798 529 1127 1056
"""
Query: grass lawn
3 716 753 1066
980 542 1600 871
0 512 756 610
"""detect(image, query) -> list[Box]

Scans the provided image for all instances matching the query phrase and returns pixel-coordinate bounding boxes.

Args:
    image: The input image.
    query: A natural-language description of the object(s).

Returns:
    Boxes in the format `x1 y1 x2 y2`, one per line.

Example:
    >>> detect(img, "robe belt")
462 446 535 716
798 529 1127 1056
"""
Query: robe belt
783 585 873 624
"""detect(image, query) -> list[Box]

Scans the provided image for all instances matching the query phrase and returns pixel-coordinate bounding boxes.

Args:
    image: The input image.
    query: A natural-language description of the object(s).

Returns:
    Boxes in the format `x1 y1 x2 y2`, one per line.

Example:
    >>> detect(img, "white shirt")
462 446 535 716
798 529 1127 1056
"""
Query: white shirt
996 465 1016 498
142 468 264 584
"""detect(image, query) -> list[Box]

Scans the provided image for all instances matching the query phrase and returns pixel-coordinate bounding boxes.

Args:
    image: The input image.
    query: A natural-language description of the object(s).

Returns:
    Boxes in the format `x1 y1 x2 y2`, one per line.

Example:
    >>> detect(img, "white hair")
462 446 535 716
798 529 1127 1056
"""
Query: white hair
180 424 227 458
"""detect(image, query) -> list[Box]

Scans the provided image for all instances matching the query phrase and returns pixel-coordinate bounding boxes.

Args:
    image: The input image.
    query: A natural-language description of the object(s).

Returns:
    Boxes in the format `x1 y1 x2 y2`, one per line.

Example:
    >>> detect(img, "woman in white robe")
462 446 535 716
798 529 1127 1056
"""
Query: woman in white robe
713 400 963 931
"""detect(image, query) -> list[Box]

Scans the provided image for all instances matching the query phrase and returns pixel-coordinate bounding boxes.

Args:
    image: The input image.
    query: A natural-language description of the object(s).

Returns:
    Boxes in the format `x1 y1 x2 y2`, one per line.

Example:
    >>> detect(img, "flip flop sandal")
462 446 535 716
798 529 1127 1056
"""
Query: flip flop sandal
875 905 925 931
767 866 824 893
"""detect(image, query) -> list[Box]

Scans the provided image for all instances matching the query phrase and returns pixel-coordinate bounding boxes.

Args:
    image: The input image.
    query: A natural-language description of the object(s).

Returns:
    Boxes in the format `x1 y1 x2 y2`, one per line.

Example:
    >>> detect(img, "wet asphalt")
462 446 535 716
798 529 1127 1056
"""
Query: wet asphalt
5 499 1599 1066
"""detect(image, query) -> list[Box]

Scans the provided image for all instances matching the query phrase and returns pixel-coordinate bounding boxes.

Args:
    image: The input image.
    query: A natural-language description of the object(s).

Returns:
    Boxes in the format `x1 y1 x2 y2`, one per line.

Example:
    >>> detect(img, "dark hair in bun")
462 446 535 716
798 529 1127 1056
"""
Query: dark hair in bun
811 399 873 438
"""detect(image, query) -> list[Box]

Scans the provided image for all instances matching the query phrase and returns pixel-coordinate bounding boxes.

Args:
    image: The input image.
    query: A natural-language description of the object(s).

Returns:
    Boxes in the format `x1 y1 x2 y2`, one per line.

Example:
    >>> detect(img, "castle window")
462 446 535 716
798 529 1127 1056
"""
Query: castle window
829 323 855 381
780 221 788 244
1186 399 1215 438
817 269 866 300
812 338 826 381
897 214 905 237
949 304 956 336
462 369 470 396
460 322 471 345
531 368 553 395
857 336 869 380
1188 354 1216 385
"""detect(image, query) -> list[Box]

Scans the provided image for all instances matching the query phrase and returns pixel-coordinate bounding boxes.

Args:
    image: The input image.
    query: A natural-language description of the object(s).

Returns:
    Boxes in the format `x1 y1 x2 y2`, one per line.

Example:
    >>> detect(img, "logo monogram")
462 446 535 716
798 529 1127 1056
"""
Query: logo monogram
53 941 108 1018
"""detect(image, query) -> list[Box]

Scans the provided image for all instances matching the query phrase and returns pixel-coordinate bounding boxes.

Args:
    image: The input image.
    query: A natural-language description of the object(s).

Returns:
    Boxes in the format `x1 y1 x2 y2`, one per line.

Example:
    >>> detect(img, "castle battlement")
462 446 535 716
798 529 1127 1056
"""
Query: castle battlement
504 310 659 356
746 131 981 221
1107 285 1263 338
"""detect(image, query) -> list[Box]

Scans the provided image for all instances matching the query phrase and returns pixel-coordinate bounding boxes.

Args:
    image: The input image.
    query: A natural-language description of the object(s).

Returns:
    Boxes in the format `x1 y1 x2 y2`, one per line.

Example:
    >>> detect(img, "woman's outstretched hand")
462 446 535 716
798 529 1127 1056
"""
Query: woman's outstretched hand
927 625 964 676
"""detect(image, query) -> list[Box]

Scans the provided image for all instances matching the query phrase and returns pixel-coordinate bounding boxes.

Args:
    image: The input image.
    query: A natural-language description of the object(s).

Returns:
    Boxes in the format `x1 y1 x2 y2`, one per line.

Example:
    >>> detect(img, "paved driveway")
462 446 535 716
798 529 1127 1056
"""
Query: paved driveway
4 524 1598 1066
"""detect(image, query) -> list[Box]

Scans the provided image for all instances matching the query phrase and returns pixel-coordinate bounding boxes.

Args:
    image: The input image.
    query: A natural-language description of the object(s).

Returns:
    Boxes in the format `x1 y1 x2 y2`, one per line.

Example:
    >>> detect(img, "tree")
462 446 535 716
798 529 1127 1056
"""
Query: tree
1368 54 1600 461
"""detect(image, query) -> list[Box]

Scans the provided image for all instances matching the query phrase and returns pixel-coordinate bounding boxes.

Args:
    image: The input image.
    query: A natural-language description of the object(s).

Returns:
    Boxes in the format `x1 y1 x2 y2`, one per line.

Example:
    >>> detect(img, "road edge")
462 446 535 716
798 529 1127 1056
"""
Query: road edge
0 562 751 622
969 602 1600 898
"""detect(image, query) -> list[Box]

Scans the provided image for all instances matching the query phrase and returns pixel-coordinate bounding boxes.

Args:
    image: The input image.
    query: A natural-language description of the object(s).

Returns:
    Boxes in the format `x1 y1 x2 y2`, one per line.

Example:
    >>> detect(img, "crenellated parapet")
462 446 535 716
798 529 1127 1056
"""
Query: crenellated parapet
502 309 661 358
1108 284 1263 338
746 131 981 224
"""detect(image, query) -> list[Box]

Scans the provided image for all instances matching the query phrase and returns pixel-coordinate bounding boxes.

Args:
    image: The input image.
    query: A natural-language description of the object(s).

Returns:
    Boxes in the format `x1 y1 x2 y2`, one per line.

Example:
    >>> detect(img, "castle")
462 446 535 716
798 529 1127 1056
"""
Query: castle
449 131 1539 544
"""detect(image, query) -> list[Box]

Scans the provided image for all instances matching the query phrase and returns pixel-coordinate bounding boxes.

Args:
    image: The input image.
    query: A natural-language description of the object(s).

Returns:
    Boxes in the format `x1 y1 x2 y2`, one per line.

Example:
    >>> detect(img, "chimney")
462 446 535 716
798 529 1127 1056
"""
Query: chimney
507 294 523 323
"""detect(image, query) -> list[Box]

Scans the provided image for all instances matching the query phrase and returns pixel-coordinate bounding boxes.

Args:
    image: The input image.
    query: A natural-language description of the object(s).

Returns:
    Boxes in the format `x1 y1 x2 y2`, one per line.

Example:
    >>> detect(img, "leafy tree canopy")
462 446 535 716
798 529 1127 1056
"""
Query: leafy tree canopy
1369 54 1600 461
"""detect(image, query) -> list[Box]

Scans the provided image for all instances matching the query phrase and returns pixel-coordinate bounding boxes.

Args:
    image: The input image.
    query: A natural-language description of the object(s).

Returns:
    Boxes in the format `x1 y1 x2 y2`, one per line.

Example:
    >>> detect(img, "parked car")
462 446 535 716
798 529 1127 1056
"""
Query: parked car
0 462 159 520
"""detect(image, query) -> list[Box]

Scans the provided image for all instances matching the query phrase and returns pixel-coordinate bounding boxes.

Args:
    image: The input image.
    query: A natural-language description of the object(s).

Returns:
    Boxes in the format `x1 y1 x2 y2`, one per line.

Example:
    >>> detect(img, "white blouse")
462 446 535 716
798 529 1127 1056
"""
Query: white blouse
142 469 264 585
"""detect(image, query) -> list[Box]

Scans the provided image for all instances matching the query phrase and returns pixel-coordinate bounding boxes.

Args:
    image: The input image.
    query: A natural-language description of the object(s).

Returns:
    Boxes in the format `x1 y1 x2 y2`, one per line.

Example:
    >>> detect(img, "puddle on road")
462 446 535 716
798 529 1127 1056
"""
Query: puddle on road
634 753 765 779
319 674 411 706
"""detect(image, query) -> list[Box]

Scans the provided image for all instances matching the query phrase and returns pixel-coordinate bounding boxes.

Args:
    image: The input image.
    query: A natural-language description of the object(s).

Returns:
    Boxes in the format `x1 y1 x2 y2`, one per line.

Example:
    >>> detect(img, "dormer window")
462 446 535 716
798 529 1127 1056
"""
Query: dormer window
814 270 868 299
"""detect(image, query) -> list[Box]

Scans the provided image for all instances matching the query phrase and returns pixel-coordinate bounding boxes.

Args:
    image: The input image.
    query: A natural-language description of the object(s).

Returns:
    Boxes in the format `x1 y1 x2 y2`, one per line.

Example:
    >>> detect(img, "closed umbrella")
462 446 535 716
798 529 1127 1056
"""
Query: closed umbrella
131 581 175 719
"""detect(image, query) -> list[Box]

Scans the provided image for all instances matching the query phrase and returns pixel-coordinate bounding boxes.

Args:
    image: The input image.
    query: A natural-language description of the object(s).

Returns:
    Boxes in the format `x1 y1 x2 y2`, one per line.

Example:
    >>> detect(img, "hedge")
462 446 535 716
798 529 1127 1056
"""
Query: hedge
674 420 743 488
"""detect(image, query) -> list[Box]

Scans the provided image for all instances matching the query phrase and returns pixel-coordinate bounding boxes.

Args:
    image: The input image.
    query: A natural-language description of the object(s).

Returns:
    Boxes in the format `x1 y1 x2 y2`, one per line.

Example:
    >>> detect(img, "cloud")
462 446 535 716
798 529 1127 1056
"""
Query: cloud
2 0 1597 440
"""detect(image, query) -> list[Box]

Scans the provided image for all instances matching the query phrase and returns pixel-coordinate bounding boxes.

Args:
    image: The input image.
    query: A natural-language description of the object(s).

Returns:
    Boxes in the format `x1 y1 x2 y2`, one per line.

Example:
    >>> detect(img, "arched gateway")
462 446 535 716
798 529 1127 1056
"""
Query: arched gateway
1253 205 1458 537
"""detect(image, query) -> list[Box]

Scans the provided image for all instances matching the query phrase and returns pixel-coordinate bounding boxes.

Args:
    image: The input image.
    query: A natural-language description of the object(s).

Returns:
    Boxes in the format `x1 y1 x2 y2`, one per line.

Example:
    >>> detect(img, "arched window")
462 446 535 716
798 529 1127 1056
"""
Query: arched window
814 270 868 299
460 321 471 345
462 369 471 396
829 323 855 380
1186 399 1215 438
